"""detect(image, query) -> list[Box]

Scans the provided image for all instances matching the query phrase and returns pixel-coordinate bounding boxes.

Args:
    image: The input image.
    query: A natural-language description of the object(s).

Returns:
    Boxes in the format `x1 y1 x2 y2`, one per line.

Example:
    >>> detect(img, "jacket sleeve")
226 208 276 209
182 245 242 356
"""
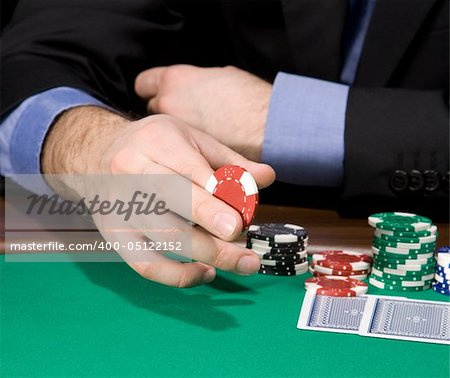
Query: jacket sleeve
343 86 449 217
1 0 183 116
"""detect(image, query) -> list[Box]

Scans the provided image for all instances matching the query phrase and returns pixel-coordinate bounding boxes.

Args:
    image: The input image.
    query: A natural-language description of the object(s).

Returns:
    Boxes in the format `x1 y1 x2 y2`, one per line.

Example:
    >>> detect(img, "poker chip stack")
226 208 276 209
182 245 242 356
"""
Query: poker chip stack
304 276 368 297
432 246 450 296
368 212 437 292
246 223 309 276
309 250 373 281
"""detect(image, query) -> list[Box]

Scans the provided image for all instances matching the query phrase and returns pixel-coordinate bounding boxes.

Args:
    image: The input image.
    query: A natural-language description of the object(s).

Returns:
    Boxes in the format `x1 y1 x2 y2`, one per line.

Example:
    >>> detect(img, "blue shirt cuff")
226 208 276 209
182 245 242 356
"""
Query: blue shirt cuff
1 87 107 175
262 72 349 187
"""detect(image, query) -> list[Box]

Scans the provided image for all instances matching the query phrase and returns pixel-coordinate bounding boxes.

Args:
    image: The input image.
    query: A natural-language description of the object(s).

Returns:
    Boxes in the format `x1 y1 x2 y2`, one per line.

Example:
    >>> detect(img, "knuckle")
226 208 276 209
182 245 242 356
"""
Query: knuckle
134 262 156 280
177 162 203 181
109 149 130 173
224 65 238 72
161 66 180 85
147 97 159 113
156 95 173 114
192 196 212 223
146 114 172 127
163 227 184 244
176 270 194 288
212 243 229 268
138 117 167 140
164 65 190 81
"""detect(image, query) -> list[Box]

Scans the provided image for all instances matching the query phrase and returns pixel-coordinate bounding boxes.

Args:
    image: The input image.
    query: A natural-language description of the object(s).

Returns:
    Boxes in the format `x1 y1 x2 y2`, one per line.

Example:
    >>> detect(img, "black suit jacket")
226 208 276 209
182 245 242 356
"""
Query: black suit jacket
1 0 449 219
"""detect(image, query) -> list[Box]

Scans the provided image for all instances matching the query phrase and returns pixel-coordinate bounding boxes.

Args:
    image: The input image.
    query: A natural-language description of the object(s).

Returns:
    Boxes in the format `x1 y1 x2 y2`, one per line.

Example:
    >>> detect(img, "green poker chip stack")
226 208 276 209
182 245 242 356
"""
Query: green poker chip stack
368 212 437 291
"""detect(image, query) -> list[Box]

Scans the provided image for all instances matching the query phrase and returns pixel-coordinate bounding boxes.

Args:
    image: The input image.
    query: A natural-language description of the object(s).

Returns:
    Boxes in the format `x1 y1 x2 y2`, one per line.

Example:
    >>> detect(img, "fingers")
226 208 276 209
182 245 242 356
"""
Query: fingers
137 156 244 241
193 128 276 188
192 185 244 240
98 115 266 285
126 210 257 276
131 260 216 287
106 208 258 283
108 137 244 240
149 137 215 188
121 209 257 276
150 119 275 190
191 227 261 274
135 70 276 190
134 66 167 99
135 65 198 100
108 115 273 241
102 227 216 288
148 97 159 113
133 221 260 275
140 119 246 238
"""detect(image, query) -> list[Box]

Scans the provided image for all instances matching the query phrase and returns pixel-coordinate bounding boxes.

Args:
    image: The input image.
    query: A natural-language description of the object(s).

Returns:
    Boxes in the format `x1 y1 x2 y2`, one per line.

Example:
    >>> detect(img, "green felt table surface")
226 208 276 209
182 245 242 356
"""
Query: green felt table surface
1 255 449 378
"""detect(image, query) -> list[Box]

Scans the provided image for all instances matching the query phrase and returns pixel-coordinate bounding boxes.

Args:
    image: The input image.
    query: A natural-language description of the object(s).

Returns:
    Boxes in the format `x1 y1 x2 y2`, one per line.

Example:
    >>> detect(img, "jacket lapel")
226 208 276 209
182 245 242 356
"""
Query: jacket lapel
355 0 437 86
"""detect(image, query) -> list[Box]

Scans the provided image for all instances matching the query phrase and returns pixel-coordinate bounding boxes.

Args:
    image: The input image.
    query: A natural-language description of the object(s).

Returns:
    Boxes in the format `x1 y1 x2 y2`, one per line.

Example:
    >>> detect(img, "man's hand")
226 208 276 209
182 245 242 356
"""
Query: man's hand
135 65 272 161
42 106 275 287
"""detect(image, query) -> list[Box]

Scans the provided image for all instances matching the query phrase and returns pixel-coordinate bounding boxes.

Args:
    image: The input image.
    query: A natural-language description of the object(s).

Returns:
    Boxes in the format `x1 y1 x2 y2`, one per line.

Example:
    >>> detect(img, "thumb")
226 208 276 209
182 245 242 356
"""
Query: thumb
134 67 167 99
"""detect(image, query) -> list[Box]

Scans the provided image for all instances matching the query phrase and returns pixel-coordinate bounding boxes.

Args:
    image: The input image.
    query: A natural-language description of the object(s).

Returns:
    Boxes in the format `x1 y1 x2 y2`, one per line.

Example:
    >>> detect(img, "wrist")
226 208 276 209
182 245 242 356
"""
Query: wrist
250 84 271 161
41 106 131 175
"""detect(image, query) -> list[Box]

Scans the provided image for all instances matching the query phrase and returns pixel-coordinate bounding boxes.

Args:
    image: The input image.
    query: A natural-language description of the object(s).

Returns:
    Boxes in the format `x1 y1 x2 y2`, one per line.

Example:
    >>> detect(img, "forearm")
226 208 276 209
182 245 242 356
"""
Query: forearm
41 106 130 175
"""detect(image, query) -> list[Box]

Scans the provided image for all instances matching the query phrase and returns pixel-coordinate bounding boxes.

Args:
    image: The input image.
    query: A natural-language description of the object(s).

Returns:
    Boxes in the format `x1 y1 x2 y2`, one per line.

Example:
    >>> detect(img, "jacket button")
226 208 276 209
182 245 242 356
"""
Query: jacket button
423 170 440 192
390 170 408 192
408 170 423 192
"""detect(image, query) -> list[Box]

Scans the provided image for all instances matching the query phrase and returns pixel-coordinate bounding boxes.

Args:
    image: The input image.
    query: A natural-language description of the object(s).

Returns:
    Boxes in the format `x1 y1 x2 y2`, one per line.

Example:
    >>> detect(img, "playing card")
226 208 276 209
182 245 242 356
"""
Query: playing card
359 296 450 345
297 291 368 334
297 291 408 335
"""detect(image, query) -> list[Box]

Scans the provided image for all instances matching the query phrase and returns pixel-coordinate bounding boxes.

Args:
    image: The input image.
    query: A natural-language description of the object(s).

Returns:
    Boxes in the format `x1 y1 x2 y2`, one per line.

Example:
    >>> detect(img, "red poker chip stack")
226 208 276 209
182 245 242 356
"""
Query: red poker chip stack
307 251 373 296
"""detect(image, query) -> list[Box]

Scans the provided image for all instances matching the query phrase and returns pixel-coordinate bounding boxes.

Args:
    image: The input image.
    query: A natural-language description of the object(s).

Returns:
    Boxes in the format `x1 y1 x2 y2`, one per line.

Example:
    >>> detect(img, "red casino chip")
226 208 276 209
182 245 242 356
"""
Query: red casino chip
309 269 368 281
304 276 368 297
317 288 357 297
309 266 369 280
310 261 371 276
312 250 373 271
205 165 258 229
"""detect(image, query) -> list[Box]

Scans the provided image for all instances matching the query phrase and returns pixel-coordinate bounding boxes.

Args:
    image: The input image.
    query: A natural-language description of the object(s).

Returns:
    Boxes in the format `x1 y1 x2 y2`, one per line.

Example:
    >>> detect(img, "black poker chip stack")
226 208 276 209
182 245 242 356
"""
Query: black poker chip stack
246 223 309 276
